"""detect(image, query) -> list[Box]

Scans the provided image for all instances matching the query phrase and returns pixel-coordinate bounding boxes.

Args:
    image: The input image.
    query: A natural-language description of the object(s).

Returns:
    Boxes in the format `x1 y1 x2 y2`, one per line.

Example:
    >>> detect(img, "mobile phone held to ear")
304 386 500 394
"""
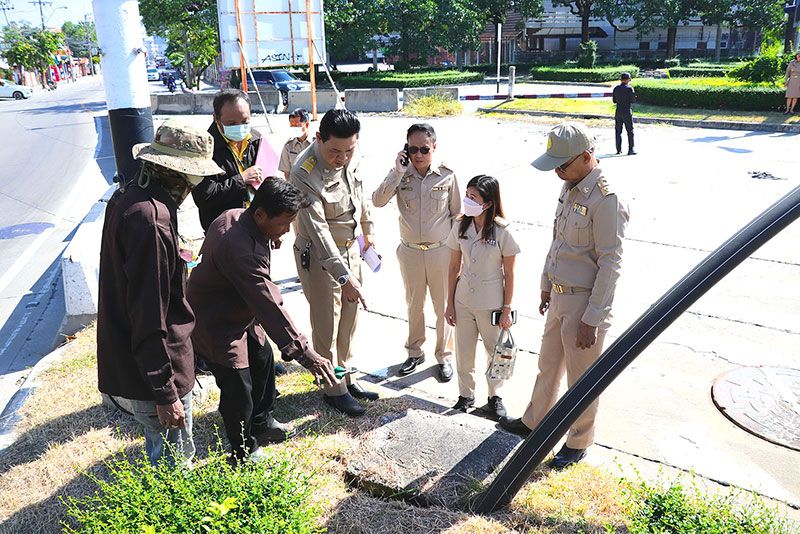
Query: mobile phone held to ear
491 309 517 326
401 143 409 166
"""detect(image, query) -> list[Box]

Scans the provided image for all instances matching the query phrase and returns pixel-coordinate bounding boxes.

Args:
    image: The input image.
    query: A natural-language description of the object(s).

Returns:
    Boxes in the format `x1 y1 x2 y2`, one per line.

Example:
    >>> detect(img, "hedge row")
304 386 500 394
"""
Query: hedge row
634 80 784 111
529 65 639 82
338 70 483 88
667 67 730 78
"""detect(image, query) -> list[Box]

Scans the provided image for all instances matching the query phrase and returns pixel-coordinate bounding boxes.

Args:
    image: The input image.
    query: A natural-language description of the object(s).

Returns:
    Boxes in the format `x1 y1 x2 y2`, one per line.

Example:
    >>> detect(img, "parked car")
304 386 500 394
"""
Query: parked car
146 67 160 81
250 69 310 104
0 79 33 100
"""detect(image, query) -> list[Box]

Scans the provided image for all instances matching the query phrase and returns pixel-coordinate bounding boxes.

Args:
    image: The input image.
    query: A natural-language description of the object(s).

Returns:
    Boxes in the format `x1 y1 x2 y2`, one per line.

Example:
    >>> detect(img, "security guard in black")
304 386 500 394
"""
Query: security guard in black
612 73 636 155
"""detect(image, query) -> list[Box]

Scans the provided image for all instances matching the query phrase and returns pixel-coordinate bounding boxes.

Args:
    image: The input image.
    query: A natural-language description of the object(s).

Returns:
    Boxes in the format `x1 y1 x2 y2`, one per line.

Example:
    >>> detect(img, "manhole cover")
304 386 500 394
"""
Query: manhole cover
712 366 800 451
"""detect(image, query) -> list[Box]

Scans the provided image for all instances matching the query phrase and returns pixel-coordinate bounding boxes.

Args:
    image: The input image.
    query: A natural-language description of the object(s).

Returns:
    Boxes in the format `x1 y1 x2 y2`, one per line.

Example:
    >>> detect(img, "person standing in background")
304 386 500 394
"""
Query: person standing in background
612 73 636 156
279 108 312 179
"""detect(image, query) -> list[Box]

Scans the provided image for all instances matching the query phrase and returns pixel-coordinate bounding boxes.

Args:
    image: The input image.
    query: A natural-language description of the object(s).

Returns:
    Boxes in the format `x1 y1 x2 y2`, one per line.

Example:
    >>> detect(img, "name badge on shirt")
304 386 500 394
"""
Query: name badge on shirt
572 202 588 216
431 186 448 191
324 182 341 192
400 186 413 191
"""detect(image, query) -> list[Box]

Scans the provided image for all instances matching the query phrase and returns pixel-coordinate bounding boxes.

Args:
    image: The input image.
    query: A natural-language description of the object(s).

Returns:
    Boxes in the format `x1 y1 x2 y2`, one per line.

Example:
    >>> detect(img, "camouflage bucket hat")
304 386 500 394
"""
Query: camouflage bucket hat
132 119 224 180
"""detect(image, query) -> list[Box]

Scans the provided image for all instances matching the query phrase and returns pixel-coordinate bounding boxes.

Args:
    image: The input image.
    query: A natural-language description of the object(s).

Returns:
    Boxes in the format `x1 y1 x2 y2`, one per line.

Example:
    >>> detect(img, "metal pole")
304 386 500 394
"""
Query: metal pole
495 21 502 94
92 0 154 183
474 184 800 513
507 65 515 99
234 0 248 92
306 0 318 121
237 38 274 134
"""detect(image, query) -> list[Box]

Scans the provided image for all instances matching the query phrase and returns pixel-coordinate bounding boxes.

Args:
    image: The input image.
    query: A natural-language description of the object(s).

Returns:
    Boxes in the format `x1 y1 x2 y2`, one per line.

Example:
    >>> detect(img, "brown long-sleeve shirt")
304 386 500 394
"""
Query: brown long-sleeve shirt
96 181 195 405
187 209 310 368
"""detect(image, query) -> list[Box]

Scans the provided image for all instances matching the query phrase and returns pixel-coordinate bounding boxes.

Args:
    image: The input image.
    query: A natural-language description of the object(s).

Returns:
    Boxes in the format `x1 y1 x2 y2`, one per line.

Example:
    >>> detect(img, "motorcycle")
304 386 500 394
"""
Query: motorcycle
166 76 176 93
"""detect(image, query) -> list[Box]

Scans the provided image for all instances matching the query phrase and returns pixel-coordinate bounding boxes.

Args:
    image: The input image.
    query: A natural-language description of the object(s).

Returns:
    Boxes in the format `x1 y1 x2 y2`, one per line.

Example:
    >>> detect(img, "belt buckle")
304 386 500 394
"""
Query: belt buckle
345 238 355 248
552 283 565 294
419 243 430 251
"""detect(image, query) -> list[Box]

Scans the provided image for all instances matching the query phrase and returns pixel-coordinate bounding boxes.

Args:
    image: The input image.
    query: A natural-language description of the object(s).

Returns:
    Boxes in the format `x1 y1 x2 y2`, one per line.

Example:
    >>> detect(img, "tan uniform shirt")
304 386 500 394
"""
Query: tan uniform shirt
447 218 521 310
540 166 629 327
372 162 461 244
278 136 311 176
290 141 374 282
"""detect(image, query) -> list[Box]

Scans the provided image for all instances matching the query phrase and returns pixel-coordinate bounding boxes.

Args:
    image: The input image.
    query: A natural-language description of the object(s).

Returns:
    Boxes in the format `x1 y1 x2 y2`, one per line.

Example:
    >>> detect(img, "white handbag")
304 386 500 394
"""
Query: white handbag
486 328 517 380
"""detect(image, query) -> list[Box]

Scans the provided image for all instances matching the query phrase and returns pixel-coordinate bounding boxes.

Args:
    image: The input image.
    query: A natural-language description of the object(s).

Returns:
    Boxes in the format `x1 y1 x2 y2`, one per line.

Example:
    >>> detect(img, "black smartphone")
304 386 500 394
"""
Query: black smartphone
401 143 409 166
491 309 517 326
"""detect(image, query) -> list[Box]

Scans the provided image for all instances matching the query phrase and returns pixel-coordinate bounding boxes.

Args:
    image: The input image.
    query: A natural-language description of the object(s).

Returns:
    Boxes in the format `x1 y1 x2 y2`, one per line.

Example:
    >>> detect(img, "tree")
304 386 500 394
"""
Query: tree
61 20 97 60
138 0 219 89
324 0 388 65
553 0 595 43
384 0 441 63
1 23 61 88
605 0 700 58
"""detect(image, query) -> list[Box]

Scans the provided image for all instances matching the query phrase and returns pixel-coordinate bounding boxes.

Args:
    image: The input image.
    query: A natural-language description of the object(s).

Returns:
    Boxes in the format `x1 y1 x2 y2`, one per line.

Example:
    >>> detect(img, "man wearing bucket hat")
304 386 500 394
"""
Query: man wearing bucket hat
499 122 630 470
97 119 223 466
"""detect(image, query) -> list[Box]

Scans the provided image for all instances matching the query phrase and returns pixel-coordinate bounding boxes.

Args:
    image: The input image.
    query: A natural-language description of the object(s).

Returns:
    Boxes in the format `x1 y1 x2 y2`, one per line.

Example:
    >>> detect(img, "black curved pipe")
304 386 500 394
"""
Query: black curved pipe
474 184 800 513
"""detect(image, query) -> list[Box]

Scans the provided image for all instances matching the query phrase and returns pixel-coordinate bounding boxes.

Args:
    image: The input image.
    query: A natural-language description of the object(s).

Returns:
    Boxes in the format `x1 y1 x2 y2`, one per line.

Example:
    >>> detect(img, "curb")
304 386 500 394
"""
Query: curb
0 342 72 453
477 107 800 133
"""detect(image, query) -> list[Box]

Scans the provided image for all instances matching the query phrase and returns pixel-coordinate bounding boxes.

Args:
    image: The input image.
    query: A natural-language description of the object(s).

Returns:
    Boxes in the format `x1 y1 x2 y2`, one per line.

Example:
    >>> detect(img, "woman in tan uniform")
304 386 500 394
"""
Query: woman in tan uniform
445 175 520 418
785 52 800 114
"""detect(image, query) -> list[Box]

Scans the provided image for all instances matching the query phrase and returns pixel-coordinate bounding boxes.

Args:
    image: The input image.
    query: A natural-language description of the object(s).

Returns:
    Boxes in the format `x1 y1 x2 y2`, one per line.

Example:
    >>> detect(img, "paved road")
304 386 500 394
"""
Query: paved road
0 76 111 415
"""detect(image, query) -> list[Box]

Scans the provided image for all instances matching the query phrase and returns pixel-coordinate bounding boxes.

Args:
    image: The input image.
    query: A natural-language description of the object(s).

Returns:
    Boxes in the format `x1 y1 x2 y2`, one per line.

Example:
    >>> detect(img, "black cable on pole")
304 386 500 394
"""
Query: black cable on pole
474 184 800 513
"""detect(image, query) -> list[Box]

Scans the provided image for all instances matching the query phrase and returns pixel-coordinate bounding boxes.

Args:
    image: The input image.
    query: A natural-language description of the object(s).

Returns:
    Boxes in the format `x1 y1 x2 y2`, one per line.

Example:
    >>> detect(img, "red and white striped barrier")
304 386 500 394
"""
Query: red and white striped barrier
460 92 612 101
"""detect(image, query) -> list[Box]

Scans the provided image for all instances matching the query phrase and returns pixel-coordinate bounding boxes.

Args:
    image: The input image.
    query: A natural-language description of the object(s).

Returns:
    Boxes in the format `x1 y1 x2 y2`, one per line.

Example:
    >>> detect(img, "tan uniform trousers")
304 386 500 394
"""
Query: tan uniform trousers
396 243 453 363
522 291 609 449
454 301 504 399
294 243 362 396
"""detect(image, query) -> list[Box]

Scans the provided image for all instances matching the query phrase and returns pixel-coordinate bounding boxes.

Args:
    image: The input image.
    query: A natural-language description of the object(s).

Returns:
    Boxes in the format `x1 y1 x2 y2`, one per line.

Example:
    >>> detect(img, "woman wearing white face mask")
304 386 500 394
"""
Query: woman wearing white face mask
445 175 520 418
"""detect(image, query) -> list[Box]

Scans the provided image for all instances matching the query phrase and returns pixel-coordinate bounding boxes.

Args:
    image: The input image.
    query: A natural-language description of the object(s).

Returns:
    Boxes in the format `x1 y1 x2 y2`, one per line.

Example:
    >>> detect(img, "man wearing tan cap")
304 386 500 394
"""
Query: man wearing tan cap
97 119 224 466
500 122 630 470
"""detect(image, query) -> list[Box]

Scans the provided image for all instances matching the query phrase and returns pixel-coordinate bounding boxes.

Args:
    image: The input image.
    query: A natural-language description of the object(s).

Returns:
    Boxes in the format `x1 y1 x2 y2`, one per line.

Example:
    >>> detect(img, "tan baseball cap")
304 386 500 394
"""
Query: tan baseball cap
531 122 595 171
133 119 224 181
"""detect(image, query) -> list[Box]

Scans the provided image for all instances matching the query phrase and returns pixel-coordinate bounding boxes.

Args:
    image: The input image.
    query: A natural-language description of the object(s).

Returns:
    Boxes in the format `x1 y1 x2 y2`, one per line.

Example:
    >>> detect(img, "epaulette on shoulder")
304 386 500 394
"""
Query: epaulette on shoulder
299 156 317 174
597 177 614 197
495 216 509 228
438 162 452 173
455 214 465 221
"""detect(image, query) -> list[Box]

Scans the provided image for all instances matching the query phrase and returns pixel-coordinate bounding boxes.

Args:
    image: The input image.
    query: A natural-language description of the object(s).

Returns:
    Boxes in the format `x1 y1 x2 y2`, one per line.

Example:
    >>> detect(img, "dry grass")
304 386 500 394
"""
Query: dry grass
0 324 633 534
404 94 464 117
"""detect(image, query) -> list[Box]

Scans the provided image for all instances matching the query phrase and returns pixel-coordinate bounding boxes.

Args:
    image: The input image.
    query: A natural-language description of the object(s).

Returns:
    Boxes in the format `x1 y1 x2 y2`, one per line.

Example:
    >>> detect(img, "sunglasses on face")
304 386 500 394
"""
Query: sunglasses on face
407 145 432 155
557 154 582 172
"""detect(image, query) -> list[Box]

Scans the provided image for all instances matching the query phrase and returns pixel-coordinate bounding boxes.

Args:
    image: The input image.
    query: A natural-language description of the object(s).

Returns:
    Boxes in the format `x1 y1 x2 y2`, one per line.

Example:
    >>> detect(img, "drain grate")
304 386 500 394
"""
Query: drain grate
712 366 800 451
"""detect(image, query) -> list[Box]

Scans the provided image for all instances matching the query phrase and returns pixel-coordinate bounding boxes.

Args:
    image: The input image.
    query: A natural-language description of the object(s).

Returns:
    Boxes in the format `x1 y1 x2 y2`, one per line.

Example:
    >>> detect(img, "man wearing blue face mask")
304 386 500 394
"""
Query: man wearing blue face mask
193 89 264 232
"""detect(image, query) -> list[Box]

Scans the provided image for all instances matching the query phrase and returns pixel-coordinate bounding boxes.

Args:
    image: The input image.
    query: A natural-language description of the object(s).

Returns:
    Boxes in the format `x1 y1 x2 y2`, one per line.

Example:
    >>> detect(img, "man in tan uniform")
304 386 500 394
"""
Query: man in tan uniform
372 123 460 382
500 122 629 470
279 108 311 179
290 109 378 417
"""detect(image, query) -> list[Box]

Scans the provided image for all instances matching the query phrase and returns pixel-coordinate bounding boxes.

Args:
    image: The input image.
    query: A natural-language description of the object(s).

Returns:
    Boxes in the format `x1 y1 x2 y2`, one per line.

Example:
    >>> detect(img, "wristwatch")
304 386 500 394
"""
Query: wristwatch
337 273 350 286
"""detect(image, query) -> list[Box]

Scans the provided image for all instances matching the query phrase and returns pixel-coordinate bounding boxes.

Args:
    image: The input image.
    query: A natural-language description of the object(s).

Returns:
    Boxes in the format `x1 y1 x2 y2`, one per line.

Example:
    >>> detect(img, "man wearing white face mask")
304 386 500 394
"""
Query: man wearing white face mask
193 89 264 232
279 108 311 180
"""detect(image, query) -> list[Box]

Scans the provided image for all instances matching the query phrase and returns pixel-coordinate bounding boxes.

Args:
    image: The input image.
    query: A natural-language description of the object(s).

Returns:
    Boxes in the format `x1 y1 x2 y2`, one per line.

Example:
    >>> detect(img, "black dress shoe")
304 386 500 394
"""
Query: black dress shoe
323 392 366 417
628 149 637 155
438 362 453 382
499 416 531 437
452 396 474 412
253 418 296 444
549 445 586 470
348 382 379 401
398 355 425 376
487 396 507 418
615 150 621 155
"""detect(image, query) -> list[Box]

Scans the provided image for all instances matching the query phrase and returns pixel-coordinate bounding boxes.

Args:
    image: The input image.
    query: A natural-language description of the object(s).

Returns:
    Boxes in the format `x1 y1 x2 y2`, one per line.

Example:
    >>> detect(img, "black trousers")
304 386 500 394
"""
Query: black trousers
615 113 634 152
206 333 276 459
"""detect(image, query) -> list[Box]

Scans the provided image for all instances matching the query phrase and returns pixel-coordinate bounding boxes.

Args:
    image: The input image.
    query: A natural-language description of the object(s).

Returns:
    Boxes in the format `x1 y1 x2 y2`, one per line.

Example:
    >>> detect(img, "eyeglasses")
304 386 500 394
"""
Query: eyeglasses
557 154 581 172
407 145 431 155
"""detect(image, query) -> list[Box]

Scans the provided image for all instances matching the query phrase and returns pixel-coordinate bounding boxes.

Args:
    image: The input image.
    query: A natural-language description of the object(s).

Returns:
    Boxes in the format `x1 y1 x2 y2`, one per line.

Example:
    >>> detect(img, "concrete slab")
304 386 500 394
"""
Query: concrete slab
345 88 400 112
345 408 521 508
287 90 340 112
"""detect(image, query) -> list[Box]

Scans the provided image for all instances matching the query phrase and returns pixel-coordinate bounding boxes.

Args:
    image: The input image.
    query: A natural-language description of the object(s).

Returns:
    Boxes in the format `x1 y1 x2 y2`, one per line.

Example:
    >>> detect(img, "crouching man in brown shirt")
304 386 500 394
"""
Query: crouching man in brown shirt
97 120 224 466
188 178 337 461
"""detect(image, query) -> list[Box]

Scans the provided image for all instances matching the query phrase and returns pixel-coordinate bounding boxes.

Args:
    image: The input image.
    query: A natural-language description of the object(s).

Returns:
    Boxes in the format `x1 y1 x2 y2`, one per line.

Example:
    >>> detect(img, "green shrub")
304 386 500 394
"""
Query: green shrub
577 40 598 69
339 70 483 88
529 65 639 82
728 43 794 83
625 479 791 534
664 57 681 68
63 447 322 533
634 78 784 111
668 67 730 78
403 94 463 117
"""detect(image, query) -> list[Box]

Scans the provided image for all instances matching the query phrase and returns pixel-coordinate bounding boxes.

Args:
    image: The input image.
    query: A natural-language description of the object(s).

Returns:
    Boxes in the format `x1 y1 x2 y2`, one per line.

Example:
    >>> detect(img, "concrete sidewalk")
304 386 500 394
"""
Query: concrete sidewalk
167 111 799 513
